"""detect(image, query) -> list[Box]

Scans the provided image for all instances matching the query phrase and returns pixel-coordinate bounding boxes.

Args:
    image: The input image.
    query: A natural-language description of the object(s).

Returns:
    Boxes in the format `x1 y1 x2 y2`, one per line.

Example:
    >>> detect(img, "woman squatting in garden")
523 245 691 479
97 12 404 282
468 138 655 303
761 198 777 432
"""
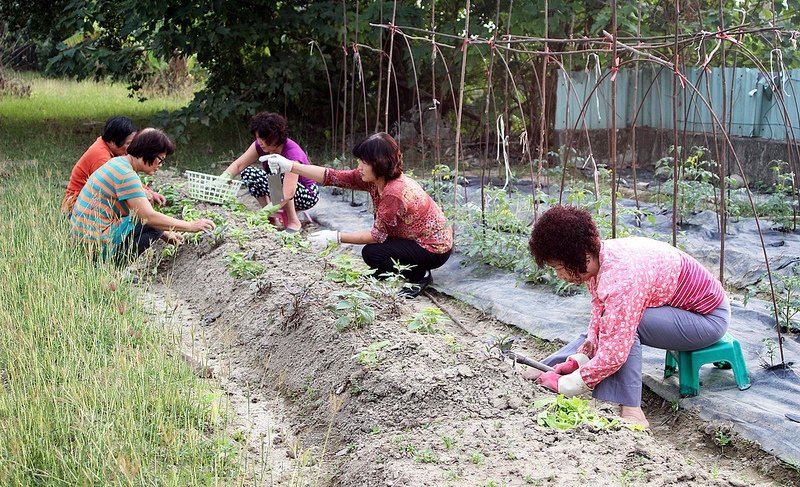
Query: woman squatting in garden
265 132 453 299
70 128 215 263
62 116 166 214
219 112 319 232
524 205 730 427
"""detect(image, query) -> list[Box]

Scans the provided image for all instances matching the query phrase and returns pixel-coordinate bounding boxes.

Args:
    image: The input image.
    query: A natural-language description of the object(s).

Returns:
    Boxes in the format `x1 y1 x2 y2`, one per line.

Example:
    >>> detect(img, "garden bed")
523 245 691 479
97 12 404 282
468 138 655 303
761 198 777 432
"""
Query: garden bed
129 171 799 485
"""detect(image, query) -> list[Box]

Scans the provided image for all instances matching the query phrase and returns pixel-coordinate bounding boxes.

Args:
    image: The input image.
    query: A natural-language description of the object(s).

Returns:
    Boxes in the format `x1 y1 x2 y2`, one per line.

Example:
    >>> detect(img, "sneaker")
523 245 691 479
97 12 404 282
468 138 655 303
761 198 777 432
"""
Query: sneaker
398 271 432 299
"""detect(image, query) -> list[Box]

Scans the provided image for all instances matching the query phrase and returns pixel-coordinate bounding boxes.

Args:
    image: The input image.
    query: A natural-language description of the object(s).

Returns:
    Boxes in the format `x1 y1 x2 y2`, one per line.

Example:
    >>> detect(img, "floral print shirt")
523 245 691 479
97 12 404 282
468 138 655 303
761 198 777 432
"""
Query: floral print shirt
323 169 453 254
580 237 726 387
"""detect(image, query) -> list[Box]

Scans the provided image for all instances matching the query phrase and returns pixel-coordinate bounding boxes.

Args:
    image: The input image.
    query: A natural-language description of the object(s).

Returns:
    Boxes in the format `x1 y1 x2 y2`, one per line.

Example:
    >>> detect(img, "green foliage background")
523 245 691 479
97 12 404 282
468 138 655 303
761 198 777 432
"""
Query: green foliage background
4 0 800 140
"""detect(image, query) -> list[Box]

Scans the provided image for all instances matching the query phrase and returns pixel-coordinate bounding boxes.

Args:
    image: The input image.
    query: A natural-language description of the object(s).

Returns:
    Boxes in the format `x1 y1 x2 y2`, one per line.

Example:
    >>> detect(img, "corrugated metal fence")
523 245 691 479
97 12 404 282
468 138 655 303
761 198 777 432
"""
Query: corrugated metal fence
555 66 800 140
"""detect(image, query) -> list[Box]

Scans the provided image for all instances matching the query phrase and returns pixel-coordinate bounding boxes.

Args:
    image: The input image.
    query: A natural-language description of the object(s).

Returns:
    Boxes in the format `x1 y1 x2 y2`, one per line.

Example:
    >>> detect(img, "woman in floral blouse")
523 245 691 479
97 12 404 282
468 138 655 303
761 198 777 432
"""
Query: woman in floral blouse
265 132 453 298
524 205 730 427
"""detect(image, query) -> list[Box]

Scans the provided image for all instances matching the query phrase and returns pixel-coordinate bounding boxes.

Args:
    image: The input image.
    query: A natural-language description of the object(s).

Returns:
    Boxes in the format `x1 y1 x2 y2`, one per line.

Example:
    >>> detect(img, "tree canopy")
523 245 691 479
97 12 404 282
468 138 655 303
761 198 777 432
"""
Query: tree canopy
3 0 799 143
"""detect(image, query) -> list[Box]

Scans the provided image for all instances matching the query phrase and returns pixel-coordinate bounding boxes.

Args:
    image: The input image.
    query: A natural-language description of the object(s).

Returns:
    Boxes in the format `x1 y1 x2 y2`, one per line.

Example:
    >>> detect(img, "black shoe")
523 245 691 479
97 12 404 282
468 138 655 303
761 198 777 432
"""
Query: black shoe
398 271 432 299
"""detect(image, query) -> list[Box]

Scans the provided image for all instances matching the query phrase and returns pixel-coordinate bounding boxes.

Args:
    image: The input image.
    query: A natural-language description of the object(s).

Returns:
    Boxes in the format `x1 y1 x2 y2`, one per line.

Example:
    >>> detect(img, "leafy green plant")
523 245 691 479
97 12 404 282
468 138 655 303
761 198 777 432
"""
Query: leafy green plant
772 274 800 332
442 334 463 354
364 259 414 310
762 160 796 231
654 145 719 224
533 395 643 431
326 254 373 286
713 427 732 452
226 228 249 248
161 244 177 258
470 452 485 465
200 210 227 226
414 448 438 464
352 340 391 368
278 231 311 253
331 290 375 331
246 204 281 229
441 435 454 450
759 337 779 368
224 252 265 279
405 307 447 334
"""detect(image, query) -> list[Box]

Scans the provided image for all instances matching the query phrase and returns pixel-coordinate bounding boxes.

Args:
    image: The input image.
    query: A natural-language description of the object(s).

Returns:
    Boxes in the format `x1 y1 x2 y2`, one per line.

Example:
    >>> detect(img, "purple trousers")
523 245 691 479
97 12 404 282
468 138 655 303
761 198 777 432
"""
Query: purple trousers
543 296 731 407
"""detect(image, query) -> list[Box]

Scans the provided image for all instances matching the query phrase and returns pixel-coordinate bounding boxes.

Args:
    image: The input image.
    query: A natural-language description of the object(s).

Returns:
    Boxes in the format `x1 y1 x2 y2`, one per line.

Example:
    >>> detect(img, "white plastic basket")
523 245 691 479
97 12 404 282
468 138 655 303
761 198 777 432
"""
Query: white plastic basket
185 171 243 204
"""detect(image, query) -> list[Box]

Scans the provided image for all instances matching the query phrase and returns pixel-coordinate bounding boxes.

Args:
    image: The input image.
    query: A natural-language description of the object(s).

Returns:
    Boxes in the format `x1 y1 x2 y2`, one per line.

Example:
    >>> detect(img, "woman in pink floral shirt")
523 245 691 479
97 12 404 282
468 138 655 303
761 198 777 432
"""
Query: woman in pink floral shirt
265 132 453 298
525 206 730 427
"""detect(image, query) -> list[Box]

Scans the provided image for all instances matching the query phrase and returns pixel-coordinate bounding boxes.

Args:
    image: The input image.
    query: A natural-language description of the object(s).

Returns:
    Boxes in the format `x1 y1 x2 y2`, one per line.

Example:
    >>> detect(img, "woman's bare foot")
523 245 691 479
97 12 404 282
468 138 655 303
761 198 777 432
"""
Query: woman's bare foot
519 367 543 381
620 405 650 429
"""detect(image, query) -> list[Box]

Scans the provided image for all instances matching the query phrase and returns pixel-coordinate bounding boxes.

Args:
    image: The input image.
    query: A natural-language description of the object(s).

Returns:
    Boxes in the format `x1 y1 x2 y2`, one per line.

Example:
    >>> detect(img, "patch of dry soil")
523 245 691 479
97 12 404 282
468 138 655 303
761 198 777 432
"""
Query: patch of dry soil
131 187 799 486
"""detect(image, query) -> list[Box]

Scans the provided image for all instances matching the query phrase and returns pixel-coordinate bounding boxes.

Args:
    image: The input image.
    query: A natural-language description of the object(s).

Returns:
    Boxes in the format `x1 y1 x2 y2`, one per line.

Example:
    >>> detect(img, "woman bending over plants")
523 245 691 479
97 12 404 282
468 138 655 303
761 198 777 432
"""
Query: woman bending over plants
219 112 319 232
523 205 730 428
70 128 215 263
265 132 453 298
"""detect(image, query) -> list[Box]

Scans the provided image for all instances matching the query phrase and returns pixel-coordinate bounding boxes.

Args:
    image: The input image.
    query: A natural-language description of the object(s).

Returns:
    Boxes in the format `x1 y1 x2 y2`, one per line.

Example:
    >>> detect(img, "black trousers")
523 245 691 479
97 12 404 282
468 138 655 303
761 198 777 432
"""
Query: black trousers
115 221 163 265
361 238 451 282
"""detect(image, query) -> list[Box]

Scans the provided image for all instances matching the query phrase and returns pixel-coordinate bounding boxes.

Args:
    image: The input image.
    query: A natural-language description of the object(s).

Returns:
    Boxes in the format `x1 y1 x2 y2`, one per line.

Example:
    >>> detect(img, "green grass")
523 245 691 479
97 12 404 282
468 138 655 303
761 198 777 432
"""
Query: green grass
0 74 245 484
0 71 249 174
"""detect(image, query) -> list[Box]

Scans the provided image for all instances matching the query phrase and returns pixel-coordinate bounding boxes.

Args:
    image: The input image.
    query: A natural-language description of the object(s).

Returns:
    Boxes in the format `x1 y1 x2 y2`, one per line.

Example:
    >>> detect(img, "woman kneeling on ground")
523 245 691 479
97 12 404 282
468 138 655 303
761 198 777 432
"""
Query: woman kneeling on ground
219 112 319 232
524 205 730 428
70 128 215 263
265 132 453 298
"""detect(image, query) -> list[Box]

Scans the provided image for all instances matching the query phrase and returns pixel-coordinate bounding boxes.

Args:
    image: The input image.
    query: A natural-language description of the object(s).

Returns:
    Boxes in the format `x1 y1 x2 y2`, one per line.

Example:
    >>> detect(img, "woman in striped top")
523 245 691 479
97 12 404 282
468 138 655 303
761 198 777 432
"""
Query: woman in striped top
524 205 730 427
70 129 215 263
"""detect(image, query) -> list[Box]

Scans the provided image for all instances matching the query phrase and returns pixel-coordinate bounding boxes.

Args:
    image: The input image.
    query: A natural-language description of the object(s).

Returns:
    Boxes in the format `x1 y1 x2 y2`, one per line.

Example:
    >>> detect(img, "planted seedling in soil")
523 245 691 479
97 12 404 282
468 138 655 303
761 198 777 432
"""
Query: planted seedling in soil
226 228 249 248
405 307 447 334
224 251 265 279
365 259 413 315
331 290 375 331
246 203 281 229
278 232 311 253
352 340 391 368
326 254 373 286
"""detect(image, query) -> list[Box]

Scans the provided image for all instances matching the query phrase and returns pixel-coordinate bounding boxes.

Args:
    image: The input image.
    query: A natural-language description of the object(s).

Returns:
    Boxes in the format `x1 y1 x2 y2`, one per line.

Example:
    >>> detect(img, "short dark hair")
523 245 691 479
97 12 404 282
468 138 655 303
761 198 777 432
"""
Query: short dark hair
101 116 137 146
352 132 403 180
126 128 175 166
249 112 288 146
528 205 601 276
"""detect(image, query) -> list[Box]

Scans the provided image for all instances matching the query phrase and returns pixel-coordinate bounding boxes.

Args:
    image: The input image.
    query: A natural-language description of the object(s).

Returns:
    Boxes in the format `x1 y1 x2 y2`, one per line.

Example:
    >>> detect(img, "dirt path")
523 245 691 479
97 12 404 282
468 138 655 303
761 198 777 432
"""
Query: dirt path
129 187 798 486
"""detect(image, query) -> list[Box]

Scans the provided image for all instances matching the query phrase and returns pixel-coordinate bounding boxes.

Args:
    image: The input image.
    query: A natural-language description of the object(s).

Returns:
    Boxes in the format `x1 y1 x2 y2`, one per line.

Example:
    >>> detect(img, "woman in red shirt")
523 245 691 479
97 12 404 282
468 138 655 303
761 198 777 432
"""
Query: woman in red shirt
266 132 453 298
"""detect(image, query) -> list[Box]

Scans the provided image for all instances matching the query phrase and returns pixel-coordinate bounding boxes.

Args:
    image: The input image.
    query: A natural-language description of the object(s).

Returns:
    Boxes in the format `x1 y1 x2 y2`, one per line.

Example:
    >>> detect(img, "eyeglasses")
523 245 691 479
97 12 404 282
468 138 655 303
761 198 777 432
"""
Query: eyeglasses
155 155 166 165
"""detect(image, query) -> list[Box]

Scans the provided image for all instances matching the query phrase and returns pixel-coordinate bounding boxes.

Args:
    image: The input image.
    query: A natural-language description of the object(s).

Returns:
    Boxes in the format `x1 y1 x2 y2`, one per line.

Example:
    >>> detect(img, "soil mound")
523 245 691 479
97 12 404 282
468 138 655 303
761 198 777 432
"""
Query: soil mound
138 197 793 486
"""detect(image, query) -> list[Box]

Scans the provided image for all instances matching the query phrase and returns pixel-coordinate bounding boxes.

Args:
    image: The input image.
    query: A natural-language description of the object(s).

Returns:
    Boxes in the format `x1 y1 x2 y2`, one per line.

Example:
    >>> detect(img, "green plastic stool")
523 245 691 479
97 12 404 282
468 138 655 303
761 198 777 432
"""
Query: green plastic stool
664 332 751 397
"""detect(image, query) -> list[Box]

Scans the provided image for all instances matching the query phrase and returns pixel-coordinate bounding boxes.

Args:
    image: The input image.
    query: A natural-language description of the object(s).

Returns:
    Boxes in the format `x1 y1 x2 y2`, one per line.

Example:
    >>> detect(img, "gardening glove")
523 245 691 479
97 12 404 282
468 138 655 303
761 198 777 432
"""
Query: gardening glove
260 154 293 174
212 171 233 190
536 369 591 397
309 230 340 249
216 171 233 185
552 353 590 375
537 371 561 392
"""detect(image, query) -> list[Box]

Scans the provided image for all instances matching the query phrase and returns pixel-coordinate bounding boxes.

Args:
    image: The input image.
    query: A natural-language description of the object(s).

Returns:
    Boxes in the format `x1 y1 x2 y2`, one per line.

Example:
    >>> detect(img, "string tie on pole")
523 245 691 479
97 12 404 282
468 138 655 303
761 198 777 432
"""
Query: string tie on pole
610 57 620 82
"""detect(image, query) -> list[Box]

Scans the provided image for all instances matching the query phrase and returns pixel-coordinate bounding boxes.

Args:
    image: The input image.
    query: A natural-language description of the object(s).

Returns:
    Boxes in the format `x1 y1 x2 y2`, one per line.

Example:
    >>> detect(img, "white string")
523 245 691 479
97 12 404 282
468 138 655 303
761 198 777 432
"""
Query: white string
587 53 602 121
496 114 511 190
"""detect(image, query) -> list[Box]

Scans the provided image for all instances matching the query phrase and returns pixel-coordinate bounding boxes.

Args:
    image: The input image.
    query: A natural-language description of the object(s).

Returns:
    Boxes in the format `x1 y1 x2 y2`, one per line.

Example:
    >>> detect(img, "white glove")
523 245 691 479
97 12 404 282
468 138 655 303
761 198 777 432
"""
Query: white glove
309 230 340 249
259 154 293 174
210 171 233 190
